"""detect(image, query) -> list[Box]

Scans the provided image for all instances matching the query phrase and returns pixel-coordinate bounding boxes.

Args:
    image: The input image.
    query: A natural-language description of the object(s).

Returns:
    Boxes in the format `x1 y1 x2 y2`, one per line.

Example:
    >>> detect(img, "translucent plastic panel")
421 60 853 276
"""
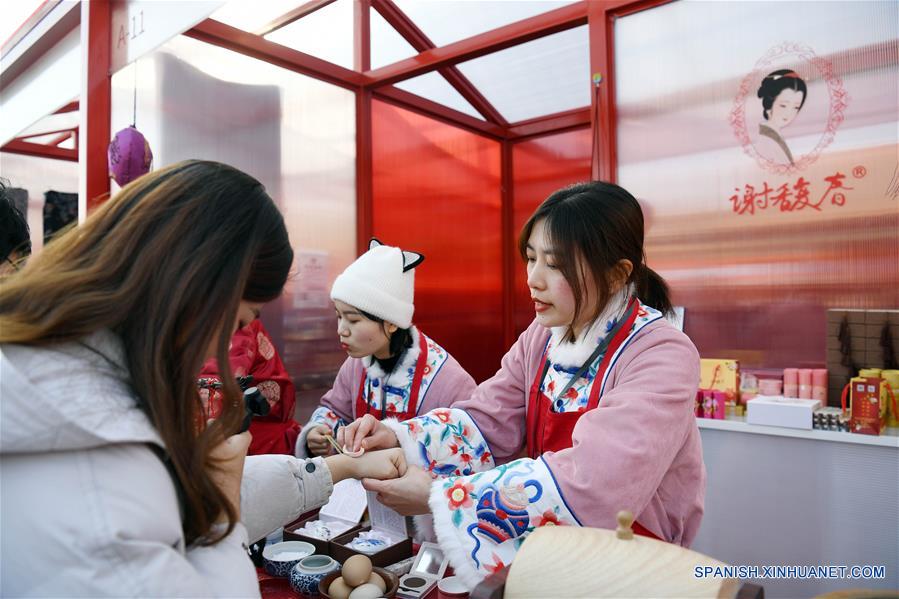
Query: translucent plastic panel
15 110 79 139
394 0 577 47
370 7 418 69
110 34 357 403
210 0 307 34
512 129 591 334
456 25 589 123
371 100 503 382
615 1 899 373
395 71 483 119
264 0 354 70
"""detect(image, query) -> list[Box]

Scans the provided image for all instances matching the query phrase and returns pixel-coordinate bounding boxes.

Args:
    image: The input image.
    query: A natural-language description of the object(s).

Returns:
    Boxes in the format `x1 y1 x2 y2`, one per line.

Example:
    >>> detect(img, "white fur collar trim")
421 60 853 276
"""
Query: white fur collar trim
362 326 422 385
546 286 633 367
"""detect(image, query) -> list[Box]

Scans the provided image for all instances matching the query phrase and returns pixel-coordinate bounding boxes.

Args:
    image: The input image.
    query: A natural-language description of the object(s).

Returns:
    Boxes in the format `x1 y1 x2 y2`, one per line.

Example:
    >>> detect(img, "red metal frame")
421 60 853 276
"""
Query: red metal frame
364 2 589 88
355 0 373 254
54 101 79 114
254 0 337 37
371 0 508 127
508 107 591 141
83 0 111 212
186 19 364 90
1 138 78 161
373 86 506 140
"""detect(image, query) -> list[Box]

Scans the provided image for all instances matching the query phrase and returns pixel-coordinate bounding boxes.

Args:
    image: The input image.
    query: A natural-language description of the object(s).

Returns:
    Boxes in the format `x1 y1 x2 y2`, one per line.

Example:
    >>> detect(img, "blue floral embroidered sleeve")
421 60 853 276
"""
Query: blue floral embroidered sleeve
427 457 579 589
384 408 495 477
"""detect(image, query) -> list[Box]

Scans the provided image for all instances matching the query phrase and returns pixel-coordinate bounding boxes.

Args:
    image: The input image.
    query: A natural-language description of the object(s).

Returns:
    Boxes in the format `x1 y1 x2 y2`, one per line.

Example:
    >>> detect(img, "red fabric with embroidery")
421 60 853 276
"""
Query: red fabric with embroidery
524 303 659 540
199 319 300 455
355 332 429 421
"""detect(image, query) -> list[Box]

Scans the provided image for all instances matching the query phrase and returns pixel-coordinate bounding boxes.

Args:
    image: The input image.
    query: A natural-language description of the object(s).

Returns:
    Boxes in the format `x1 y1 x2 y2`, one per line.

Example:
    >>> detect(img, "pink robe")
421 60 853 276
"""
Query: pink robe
296 326 477 458
385 303 706 588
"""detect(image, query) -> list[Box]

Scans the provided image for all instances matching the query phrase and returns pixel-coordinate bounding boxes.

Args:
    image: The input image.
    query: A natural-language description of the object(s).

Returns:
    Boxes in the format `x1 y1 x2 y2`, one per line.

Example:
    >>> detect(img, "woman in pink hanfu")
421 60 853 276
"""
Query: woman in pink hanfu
341 182 706 590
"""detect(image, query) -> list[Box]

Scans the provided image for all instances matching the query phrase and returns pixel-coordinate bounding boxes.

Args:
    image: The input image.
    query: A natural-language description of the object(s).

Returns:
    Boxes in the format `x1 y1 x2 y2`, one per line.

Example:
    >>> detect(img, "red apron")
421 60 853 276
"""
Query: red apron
355 331 429 421
525 300 661 541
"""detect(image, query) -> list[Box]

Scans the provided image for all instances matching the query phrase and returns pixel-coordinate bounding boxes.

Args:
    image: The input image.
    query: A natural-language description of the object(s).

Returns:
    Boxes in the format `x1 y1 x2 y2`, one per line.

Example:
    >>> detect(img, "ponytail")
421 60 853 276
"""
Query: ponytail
635 264 673 316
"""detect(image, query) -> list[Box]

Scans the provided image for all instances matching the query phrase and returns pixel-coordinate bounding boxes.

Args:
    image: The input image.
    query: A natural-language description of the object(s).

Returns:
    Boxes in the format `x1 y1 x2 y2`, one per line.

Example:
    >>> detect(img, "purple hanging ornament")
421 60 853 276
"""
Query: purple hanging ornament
108 126 153 187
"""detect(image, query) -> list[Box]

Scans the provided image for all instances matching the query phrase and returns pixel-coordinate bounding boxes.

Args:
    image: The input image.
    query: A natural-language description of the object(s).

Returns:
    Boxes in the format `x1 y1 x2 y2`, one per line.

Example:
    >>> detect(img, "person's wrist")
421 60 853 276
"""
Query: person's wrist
324 454 351 483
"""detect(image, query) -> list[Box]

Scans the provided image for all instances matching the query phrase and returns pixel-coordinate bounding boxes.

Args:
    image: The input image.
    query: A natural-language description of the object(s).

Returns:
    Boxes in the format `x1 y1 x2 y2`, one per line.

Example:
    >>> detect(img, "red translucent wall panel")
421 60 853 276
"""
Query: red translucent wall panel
511 128 592 334
371 100 502 382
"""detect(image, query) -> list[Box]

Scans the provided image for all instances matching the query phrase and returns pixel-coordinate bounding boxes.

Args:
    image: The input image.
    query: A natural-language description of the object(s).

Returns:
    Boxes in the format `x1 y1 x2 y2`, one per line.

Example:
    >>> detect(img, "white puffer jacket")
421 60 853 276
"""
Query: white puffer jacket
0 330 334 597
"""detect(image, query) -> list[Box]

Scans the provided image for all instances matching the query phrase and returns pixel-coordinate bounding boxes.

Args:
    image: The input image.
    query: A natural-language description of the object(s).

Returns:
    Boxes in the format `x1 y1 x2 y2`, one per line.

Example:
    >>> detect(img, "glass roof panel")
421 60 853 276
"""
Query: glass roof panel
16 110 79 138
370 8 419 70
455 25 589 123
392 0 578 47
264 0 354 70
210 0 305 34
394 71 484 120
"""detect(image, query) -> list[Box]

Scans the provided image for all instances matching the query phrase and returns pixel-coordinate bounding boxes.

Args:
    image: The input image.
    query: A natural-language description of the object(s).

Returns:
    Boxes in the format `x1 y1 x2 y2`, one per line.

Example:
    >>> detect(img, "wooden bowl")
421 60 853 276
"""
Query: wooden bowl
318 566 399 598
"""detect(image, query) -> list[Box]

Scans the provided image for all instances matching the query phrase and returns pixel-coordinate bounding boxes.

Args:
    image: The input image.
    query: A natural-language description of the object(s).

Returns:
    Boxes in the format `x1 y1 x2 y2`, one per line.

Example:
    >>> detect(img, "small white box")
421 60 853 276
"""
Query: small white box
746 396 821 430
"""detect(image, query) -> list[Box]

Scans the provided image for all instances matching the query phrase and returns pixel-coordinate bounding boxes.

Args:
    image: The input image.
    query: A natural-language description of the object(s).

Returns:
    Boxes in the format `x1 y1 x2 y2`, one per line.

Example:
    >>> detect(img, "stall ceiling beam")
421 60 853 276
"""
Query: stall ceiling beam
374 86 506 141
371 0 508 127
508 107 590 141
0 1 80 93
54 100 79 114
253 0 337 37
364 1 588 88
2 138 78 162
186 19 365 90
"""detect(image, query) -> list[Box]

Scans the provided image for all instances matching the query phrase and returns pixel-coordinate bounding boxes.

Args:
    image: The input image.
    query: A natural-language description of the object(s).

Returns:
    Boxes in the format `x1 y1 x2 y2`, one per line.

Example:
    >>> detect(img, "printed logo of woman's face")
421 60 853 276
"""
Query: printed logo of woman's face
730 43 848 174
767 87 805 130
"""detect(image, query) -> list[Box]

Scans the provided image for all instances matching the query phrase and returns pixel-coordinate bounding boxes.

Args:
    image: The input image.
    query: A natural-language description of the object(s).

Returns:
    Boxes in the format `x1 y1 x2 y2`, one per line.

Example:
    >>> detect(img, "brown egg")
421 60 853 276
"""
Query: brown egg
341 554 373 587
366 571 387 593
328 576 353 599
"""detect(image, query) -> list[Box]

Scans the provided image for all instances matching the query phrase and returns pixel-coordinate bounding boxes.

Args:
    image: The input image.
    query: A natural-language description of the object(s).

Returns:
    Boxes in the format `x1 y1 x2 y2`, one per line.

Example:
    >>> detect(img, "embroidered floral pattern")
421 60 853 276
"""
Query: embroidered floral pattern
362 332 449 415
446 479 474 510
400 408 494 477
542 302 663 413
431 458 578 580
532 507 564 527
256 331 275 361
257 380 281 407
309 406 342 430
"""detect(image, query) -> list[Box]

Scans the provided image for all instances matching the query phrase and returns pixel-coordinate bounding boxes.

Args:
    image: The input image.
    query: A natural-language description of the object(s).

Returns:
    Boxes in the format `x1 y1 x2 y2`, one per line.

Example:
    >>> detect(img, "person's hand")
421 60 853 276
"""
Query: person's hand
306 424 333 456
337 414 400 453
325 448 407 484
207 430 252 522
362 465 433 516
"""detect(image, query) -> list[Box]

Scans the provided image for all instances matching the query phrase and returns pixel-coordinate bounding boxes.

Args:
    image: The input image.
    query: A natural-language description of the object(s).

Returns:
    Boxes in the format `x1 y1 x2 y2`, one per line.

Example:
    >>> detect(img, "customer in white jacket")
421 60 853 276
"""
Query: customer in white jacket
0 160 406 597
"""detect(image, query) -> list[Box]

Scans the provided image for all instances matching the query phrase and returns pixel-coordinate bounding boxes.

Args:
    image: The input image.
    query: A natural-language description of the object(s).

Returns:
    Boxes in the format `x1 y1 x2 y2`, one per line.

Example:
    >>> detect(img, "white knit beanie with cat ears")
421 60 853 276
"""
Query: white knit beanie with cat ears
330 238 425 329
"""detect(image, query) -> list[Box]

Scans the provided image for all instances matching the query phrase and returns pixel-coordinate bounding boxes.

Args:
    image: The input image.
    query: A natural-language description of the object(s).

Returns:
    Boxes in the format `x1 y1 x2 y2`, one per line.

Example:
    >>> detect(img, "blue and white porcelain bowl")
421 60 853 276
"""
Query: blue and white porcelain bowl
289 554 340 596
261 541 315 577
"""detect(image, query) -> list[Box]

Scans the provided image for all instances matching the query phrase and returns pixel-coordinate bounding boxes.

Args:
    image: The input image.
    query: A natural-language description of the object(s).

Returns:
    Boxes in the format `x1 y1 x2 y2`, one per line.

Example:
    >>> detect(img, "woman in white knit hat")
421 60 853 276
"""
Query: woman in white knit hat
296 239 477 458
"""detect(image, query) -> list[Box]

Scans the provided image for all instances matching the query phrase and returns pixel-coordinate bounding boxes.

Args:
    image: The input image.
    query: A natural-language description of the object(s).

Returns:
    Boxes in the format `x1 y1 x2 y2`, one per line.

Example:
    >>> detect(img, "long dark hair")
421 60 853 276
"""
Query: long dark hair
518 181 672 341
0 160 293 545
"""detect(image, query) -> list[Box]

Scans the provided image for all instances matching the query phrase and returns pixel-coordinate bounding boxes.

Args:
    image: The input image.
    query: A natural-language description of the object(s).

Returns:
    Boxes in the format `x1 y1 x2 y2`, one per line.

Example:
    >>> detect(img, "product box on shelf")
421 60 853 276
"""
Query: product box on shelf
700 359 741 406
746 396 821 430
330 491 413 567
283 479 367 555
847 376 888 436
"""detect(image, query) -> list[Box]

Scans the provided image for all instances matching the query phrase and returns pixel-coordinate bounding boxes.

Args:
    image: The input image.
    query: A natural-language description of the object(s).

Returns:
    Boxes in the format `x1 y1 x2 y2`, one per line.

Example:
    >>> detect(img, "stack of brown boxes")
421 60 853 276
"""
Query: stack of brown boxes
825 309 899 408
